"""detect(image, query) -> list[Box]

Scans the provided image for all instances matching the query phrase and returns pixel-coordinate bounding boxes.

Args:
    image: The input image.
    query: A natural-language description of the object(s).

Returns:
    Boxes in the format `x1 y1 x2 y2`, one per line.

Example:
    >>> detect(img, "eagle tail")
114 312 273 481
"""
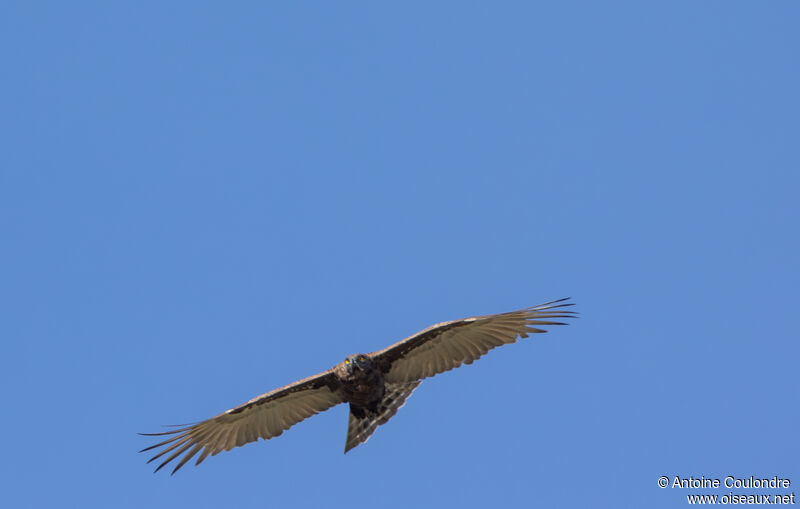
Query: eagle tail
344 381 421 453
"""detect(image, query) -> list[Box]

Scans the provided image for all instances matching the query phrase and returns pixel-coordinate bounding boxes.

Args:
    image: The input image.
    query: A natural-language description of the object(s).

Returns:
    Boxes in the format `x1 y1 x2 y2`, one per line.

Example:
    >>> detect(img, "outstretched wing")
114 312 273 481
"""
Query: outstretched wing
371 298 576 384
140 371 344 474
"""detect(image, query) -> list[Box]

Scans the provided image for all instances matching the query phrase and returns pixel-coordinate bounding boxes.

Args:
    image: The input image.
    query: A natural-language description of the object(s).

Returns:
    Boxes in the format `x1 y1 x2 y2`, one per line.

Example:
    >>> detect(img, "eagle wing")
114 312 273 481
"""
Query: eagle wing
371 298 576 383
140 370 344 474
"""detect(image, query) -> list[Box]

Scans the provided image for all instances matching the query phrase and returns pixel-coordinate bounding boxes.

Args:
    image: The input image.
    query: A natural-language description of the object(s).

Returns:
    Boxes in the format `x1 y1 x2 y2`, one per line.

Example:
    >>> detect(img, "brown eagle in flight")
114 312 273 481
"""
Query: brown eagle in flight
141 298 576 474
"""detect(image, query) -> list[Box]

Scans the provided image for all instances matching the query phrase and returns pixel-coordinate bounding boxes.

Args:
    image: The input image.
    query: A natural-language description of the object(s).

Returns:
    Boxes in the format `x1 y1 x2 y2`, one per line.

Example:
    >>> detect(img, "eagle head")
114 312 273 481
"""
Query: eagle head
342 354 371 377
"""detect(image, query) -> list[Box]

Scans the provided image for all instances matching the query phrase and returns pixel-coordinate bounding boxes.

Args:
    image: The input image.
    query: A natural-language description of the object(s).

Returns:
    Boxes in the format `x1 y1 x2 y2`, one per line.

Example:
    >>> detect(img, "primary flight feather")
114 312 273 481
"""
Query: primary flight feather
140 298 577 473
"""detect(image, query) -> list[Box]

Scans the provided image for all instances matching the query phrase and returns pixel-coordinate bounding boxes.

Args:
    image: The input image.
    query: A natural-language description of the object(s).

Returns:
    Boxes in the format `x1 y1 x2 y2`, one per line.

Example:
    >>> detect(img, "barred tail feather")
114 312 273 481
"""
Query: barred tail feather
344 381 421 453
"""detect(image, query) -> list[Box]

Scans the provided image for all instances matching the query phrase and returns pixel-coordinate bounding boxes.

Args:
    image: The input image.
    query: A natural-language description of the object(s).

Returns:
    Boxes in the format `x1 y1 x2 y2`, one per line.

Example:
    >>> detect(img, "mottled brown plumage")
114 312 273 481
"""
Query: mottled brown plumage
140 298 576 473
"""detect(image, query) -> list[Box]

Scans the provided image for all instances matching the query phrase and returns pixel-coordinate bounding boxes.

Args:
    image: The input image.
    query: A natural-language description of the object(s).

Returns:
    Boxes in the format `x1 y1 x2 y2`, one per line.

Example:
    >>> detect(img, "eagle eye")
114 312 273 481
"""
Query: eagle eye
345 359 350 364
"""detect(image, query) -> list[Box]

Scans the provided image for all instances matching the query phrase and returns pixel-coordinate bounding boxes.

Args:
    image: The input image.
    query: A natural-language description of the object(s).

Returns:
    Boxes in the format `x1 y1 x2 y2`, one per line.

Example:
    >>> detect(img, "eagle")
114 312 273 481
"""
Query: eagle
141 298 576 473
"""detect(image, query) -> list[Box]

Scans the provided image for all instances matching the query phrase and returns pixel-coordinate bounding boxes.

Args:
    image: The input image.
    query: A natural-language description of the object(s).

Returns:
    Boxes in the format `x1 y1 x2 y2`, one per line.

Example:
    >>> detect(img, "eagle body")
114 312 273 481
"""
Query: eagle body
333 354 385 409
141 299 576 473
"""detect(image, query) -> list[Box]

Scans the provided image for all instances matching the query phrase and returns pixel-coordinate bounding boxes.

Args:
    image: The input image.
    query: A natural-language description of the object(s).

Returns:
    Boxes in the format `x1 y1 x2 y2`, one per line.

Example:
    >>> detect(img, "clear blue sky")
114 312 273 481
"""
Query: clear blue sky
2 2 797 508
